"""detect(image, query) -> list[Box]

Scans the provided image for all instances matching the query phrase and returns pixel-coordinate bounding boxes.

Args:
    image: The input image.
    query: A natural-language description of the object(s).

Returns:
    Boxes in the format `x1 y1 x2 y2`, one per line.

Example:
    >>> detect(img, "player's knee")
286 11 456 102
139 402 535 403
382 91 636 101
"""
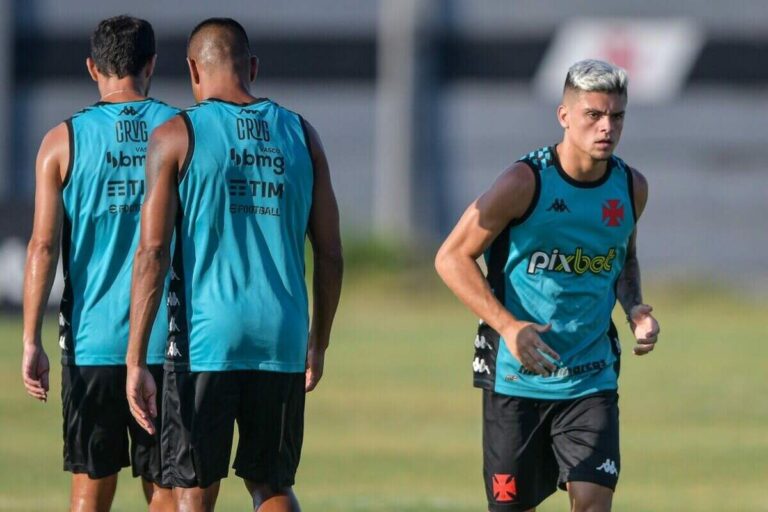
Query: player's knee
570 494 612 512
569 483 612 512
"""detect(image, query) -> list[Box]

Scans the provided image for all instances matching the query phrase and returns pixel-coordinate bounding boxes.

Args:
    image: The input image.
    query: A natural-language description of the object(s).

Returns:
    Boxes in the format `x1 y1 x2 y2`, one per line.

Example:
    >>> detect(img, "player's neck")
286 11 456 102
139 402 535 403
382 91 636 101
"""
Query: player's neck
198 77 256 105
97 77 146 103
555 141 608 182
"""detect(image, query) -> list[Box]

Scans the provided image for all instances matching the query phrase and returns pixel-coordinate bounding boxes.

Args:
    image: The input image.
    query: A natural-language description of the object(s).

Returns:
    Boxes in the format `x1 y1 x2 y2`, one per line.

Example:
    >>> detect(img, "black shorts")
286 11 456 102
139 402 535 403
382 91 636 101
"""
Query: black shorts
61 364 165 483
161 370 305 489
483 389 620 511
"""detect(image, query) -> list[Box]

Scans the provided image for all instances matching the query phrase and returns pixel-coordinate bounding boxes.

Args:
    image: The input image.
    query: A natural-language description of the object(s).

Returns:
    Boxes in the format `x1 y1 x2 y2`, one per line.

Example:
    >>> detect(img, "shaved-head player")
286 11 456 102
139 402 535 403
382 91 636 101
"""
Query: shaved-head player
126 18 343 512
22 15 177 512
436 60 660 511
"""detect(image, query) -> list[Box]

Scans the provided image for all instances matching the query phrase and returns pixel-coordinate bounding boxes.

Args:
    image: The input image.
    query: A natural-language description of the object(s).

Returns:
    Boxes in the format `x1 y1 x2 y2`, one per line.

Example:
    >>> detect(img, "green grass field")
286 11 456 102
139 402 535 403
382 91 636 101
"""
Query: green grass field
1 273 766 511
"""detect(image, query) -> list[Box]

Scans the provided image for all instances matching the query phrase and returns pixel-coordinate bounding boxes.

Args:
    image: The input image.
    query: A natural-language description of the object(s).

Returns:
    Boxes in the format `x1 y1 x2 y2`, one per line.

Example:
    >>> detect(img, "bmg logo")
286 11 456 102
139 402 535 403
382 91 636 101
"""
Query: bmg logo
229 148 285 174
105 151 146 169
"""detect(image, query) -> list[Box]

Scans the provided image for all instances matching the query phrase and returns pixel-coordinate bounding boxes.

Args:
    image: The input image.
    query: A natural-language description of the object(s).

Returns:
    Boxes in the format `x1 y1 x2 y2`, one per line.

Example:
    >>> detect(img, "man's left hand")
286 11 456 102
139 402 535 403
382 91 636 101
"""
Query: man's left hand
305 346 326 392
629 304 660 356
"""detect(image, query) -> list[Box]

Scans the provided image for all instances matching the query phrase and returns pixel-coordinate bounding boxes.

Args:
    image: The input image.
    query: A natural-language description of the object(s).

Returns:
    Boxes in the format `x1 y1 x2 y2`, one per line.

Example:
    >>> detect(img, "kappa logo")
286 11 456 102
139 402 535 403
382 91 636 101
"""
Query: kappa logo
546 198 570 213
167 340 182 358
596 459 618 476
167 292 180 307
170 267 180 280
602 199 625 227
169 316 181 333
492 474 517 502
472 357 491 375
474 334 492 350
59 335 68 350
118 106 138 116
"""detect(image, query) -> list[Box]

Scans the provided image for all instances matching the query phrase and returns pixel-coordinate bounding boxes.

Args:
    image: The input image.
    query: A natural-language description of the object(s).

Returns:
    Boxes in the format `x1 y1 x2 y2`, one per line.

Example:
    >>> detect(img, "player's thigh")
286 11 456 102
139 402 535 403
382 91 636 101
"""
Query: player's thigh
62 365 130 478
233 371 305 489
483 389 559 512
551 390 620 491
161 370 240 488
128 364 167 487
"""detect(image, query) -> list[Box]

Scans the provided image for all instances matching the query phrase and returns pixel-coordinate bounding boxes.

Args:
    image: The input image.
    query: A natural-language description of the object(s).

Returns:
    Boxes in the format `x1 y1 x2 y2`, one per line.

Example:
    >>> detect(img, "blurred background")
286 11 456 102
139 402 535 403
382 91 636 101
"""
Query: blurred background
0 1 766 511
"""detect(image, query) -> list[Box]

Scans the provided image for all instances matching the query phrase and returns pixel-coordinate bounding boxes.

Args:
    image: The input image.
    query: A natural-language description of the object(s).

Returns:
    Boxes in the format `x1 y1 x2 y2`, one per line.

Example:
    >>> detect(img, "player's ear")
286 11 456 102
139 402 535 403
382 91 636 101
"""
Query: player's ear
86 57 99 82
187 57 200 85
249 55 259 83
144 54 157 80
557 103 568 129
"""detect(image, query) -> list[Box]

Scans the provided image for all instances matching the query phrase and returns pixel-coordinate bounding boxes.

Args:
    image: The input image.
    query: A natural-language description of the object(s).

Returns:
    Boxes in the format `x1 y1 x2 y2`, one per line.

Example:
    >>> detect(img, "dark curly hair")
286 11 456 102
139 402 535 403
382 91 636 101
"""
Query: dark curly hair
90 15 155 78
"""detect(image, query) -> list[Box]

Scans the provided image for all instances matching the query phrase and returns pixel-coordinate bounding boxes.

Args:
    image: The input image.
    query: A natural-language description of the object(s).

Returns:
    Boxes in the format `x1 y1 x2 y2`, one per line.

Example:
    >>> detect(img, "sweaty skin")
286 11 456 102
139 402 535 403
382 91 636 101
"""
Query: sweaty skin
126 22 342 512
436 87 660 512
23 54 174 512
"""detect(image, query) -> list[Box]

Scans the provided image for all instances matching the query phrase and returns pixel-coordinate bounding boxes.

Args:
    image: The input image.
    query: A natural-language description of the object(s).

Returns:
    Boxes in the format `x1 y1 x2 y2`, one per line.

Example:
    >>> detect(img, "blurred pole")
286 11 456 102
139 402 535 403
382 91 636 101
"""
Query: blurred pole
373 0 448 245
0 0 11 197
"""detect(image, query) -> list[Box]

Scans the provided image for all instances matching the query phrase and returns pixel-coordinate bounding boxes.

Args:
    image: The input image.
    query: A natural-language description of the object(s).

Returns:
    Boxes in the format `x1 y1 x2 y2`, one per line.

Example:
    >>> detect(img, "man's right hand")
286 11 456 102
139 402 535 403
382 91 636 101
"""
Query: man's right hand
21 343 50 402
126 365 158 435
501 322 560 376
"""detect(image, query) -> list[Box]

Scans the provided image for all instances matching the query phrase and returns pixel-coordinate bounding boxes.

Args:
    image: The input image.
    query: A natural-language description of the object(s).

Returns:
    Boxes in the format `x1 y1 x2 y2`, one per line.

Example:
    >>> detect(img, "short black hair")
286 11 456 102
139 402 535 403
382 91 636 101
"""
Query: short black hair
90 15 155 78
188 17 250 58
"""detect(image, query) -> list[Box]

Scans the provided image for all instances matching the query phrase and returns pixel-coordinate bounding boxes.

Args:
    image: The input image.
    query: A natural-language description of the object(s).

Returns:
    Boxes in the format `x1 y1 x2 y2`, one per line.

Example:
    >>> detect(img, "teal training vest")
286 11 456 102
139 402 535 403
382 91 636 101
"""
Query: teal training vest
166 98 314 373
473 145 636 399
60 99 179 365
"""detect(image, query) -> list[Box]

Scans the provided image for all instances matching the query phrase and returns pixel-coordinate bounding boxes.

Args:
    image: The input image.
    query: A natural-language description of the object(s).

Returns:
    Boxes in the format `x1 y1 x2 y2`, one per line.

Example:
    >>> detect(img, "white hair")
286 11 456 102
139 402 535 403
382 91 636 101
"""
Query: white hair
564 59 628 95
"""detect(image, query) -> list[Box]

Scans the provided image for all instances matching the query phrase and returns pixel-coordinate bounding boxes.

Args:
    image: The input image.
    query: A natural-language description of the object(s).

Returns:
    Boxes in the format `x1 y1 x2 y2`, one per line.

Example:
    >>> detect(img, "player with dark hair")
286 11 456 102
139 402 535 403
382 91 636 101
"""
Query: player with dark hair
126 17 343 512
436 59 660 511
22 15 177 512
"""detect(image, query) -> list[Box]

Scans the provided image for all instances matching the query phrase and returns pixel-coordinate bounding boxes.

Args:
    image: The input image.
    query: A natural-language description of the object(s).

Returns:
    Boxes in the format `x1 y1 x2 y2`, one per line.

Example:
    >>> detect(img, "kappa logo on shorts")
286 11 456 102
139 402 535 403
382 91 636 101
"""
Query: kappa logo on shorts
596 458 618 476
167 340 182 358
492 474 517 502
474 334 492 350
472 357 490 375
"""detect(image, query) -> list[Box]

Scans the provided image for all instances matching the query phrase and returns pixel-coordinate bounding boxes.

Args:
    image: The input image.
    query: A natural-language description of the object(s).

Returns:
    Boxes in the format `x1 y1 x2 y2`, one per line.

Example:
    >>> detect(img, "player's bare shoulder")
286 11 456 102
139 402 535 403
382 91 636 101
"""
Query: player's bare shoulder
146 114 190 181
628 166 648 218
36 122 70 184
479 161 538 224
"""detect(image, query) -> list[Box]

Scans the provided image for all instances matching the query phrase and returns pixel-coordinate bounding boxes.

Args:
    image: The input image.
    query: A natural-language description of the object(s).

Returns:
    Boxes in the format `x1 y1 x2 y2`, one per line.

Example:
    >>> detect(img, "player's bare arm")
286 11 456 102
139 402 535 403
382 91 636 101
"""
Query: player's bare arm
21 123 69 402
303 120 343 392
126 116 186 433
435 163 560 376
616 168 660 356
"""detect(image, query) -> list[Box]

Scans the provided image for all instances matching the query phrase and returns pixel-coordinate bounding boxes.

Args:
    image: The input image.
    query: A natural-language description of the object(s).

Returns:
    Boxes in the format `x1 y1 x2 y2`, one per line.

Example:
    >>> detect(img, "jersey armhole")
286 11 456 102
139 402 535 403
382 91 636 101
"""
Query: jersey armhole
298 115 316 178
61 118 75 189
508 160 541 227
626 166 638 222
178 112 195 184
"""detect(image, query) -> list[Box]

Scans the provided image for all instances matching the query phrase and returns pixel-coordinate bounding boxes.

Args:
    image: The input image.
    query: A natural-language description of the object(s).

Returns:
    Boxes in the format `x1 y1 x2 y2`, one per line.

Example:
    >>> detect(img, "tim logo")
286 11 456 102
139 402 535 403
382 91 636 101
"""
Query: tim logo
105 151 146 168
492 474 516 502
602 199 624 227
118 106 138 116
